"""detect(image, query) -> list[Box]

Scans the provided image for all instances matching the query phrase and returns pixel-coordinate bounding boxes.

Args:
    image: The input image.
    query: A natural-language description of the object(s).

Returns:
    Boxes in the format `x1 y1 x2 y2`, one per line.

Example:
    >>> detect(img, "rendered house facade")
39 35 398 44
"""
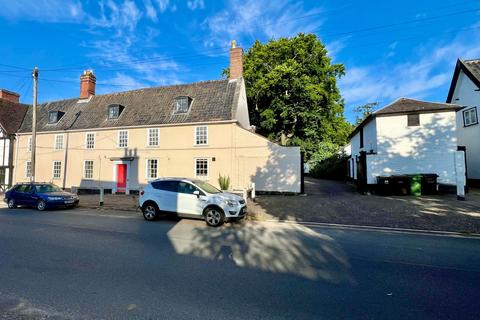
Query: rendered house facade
446 59 480 185
346 98 463 187
12 44 301 194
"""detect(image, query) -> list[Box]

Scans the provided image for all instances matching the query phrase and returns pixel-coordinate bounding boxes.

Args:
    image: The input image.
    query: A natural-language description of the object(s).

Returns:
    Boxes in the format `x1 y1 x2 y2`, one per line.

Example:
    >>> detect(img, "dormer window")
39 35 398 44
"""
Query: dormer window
48 111 64 124
108 104 124 120
174 96 191 114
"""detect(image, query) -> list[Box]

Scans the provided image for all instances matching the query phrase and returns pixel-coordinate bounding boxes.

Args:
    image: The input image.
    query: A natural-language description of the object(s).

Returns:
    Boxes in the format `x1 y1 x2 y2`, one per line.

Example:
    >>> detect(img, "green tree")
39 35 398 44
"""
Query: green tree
225 33 351 160
354 102 378 125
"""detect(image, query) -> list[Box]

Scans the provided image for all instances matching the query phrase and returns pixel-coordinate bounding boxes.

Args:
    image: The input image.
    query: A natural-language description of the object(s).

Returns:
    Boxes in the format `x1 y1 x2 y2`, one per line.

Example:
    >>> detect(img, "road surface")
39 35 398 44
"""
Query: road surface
0 207 479 319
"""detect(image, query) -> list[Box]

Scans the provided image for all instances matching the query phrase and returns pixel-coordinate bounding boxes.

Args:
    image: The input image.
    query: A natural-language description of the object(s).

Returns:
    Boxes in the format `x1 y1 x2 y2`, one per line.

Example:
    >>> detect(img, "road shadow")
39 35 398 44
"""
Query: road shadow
167 220 354 283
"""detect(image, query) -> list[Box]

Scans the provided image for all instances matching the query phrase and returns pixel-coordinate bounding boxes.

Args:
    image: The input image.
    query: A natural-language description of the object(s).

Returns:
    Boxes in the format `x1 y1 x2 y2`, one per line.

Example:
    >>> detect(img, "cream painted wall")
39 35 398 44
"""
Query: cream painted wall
13 122 301 193
369 112 458 185
452 71 480 179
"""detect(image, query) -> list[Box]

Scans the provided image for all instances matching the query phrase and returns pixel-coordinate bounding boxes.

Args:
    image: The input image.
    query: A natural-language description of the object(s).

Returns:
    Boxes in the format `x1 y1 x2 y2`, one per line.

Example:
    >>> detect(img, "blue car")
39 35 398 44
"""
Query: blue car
4 183 79 211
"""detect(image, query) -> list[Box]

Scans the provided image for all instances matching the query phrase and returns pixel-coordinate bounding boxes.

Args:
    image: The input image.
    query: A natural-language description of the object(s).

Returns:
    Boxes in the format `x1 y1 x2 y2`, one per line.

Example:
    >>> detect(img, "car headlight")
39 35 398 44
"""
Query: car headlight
47 196 63 201
225 200 238 206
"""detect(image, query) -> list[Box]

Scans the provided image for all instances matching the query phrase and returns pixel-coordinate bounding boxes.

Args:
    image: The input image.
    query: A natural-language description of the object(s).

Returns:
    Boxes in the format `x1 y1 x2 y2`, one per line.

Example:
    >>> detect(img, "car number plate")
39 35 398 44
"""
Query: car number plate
64 200 74 204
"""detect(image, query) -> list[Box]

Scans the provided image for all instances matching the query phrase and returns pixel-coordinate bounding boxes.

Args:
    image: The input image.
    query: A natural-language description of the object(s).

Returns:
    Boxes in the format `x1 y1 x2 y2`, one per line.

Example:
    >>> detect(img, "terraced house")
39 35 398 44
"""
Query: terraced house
11 44 301 194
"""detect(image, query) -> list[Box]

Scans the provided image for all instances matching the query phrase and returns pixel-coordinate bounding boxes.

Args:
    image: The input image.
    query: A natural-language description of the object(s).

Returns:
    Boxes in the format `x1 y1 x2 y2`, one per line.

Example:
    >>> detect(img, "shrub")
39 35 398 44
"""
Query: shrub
218 174 231 190
308 142 348 180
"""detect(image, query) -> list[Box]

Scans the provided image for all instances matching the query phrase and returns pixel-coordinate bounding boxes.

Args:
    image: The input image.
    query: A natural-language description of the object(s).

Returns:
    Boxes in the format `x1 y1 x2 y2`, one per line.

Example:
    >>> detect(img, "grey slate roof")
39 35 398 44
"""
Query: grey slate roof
18 79 241 133
375 98 462 115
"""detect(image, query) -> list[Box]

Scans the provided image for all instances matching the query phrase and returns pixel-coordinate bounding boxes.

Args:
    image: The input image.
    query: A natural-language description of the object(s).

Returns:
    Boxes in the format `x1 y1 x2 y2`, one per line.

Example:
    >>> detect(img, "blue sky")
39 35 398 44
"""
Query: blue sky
0 0 479 123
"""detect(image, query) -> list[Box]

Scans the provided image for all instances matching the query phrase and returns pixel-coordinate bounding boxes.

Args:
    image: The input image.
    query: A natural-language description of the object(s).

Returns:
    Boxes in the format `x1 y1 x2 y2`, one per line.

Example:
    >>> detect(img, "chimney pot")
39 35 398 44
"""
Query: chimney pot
0 89 20 103
229 40 243 80
80 70 96 99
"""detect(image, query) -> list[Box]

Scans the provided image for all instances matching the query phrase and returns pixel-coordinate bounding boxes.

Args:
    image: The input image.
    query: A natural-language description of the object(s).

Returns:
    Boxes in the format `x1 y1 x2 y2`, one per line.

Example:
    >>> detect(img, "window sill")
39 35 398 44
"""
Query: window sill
194 144 209 147
146 145 160 148
464 122 478 127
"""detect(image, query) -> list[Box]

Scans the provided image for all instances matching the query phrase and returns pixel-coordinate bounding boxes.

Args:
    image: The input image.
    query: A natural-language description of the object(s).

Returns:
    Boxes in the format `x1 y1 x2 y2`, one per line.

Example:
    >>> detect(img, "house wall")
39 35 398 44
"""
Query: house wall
13 122 301 193
347 119 377 180
367 112 458 185
452 71 480 180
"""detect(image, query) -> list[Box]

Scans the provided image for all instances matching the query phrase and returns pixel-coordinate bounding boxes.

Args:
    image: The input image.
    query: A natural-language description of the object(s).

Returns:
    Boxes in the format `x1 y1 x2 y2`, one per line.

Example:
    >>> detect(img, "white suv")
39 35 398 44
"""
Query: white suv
139 178 247 227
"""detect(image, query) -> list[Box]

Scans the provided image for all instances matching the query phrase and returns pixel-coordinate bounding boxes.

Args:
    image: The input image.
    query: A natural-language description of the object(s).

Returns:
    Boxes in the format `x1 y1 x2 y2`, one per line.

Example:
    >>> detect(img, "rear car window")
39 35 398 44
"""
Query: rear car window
151 180 179 192
15 185 32 193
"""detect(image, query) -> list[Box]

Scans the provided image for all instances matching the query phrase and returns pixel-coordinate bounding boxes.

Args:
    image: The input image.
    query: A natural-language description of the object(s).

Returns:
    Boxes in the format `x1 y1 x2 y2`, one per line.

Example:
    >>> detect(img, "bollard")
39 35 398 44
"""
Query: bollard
99 187 104 206
251 182 256 200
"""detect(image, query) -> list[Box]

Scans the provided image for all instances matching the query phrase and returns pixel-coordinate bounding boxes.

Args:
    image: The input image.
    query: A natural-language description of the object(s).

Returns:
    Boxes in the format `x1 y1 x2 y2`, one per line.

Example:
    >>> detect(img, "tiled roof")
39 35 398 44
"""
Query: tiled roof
463 59 480 82
18 79 241 133
0 99 28 134
375 98 462 115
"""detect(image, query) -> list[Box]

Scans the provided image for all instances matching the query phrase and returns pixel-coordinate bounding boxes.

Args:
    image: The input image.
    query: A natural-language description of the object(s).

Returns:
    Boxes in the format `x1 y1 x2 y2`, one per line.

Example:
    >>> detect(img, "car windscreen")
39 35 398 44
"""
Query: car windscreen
193 180 221 194
35 184 62 193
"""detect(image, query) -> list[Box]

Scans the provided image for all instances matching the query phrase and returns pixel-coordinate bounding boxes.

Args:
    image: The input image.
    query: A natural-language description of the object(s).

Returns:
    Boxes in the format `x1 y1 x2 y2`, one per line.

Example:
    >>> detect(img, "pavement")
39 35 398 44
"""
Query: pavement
0 207 480 319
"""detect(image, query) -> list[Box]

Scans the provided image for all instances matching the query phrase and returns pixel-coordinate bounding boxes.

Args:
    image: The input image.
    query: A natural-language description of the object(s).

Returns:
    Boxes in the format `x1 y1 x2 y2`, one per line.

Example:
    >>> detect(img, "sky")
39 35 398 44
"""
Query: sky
0 0 479 123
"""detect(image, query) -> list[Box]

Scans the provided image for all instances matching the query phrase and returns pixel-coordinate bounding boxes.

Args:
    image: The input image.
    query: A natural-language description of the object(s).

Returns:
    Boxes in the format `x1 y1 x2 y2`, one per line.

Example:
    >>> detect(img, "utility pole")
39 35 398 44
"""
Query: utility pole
31 67 38 183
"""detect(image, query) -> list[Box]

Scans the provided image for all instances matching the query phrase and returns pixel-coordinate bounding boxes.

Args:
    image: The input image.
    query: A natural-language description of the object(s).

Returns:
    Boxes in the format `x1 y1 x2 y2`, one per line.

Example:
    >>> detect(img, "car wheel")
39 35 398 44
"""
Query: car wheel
204 207 225 227
142 202 159 221
7 199 16 209
37 200 46 211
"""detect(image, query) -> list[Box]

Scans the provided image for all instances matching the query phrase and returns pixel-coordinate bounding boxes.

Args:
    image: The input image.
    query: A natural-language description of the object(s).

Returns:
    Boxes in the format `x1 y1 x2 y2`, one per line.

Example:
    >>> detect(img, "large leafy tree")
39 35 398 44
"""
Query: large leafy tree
226 34 351 160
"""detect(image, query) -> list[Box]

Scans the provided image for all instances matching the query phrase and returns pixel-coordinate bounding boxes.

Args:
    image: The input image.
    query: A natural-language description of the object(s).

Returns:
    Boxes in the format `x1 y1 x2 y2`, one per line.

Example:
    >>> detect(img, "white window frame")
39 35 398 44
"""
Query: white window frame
194 158 209 179
83 160 94 179
147 128 159 147
146 158 159 180
463 107 478 127
25 161 32 178
118 130 129 148
194 126 208 146
52 161 62 179
85 132 96 149
27 136 32 153
54 134 64 150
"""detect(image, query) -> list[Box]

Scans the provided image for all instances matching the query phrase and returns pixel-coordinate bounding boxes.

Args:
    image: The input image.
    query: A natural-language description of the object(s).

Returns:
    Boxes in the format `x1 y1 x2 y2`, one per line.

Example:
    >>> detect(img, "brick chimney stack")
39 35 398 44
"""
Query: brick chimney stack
80 70 96 99
229 40 243 80
0 89 20 103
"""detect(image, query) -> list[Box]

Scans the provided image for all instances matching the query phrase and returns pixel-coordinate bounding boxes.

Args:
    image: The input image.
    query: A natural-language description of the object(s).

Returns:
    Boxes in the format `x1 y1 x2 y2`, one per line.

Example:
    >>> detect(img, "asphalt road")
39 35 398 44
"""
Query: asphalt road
0 207 479 320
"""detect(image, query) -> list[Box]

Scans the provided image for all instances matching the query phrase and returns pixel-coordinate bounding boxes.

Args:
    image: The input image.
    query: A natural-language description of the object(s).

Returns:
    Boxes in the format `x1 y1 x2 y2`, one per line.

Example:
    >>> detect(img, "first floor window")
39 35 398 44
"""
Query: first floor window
463 107 478 126
407 113 420 126
148 128 159 147
85 133 95 149
0 168 5 185
195 126 208 145
84 160 94 179
52 161 62 179
118 130 128 148
195 158 208 178
146 159 158 179
54 134 64 150
27 136 32 152
25 161 31 178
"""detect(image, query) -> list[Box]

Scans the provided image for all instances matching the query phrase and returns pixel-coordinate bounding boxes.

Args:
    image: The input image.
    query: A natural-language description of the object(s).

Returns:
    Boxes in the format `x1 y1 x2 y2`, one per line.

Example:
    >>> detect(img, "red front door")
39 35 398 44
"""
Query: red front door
116 164 127 193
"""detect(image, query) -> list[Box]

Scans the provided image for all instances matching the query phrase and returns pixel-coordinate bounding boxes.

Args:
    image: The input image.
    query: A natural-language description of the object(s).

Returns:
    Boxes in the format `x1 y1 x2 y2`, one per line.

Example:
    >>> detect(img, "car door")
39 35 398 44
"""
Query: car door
15 185 33 205
176 181 205 216
150 180 179 213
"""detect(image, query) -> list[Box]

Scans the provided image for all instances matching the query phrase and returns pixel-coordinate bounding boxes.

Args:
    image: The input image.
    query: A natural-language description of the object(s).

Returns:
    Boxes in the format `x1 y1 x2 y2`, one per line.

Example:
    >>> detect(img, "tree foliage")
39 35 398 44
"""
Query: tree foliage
226 33 352 160
354 102 378 125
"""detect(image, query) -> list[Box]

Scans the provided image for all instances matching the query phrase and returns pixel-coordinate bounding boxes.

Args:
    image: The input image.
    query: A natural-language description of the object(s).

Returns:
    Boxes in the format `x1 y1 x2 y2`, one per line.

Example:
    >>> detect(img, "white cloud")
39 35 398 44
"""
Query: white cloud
339 26 480 112
202 0 323 50
143 0 158 22
154 0 170 12
187 0 204 11
0 0 85 22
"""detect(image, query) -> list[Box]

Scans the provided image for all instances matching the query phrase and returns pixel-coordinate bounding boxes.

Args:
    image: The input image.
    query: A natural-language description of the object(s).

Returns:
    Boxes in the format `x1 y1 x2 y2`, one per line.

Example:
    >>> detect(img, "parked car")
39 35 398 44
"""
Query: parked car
139 178 247 227
4 183 79 211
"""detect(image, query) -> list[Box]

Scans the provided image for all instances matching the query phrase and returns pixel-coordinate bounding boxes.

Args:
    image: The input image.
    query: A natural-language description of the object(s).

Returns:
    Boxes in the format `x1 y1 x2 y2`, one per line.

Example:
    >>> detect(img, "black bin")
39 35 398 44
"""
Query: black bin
376 176 393 195
391 175 410 195
421 174 438 195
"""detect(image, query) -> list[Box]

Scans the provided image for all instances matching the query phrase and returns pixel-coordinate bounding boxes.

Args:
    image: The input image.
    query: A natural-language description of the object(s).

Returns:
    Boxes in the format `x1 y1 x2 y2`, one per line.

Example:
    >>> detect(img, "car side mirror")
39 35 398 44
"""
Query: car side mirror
193 190 200 198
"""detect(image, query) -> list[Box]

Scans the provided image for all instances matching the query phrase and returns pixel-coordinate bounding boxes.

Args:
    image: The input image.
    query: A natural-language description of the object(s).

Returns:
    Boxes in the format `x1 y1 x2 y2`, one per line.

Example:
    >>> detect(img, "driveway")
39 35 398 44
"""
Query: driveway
0 207 479 319
249 177 480 233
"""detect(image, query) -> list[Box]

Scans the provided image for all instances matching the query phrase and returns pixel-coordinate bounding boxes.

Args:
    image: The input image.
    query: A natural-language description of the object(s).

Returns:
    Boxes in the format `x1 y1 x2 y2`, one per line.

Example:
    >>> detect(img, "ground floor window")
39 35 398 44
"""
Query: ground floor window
84 160 94 179
52 161 62 179
146 159 158 179
195 158 208 178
